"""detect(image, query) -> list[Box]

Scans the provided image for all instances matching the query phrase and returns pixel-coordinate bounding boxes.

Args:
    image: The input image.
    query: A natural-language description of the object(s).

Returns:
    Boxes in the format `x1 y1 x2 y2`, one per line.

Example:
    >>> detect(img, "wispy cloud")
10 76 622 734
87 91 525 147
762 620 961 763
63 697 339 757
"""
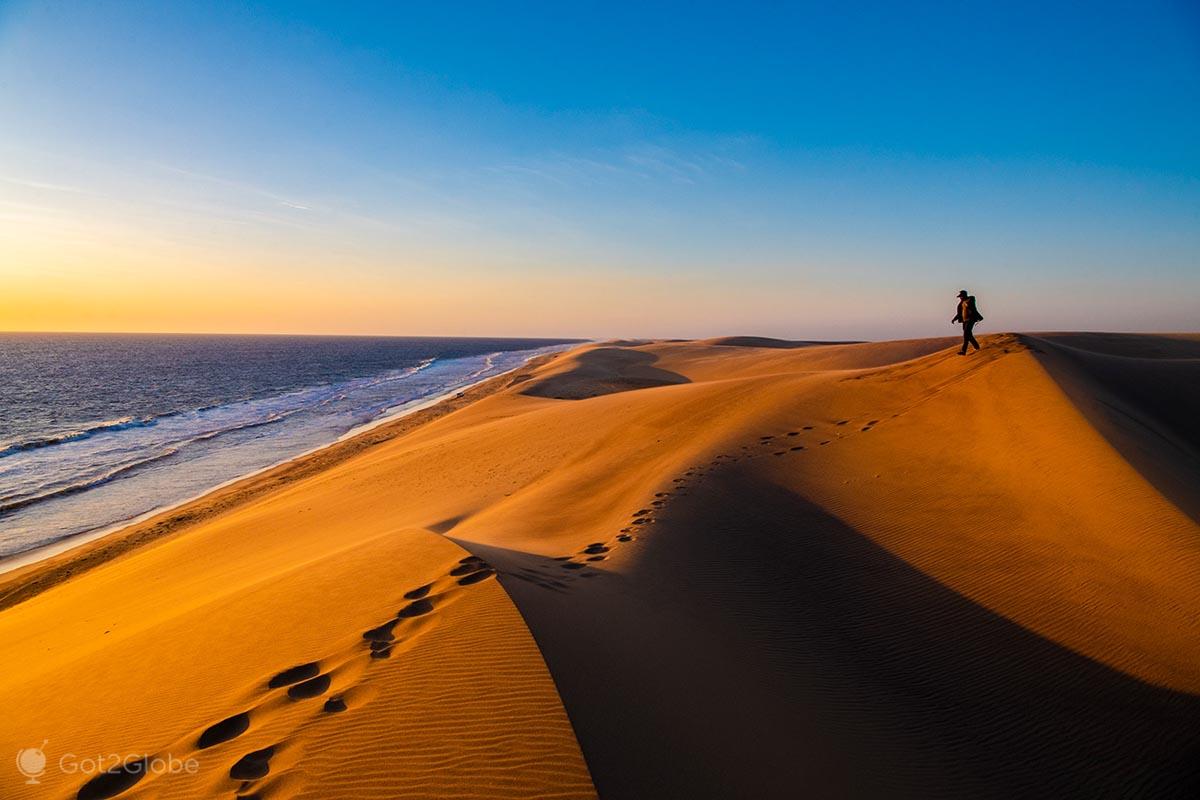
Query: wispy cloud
481 163 572 186
0 174 99 196
148 162 314 213
483 136 753 190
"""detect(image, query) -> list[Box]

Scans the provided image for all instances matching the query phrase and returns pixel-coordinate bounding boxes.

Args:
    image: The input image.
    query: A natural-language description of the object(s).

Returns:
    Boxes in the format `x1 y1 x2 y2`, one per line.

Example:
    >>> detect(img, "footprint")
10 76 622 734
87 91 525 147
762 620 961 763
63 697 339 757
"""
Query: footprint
617 534 634 542
803 426 814 430
398 598 434 618
587 555 607 562
786 431 800 437
404 584 432 600
229 746 276 781
362 618 399 641
198 712 250 749
77 757 149 800
836 420 849 426
450 561 490 577
584 545 610 555
79 554 513 799
820 440 830 445
268 663 320 689
287 674 331 700
790 446 805 451
457 568 496 585
773 451 785 456
561 562 585 570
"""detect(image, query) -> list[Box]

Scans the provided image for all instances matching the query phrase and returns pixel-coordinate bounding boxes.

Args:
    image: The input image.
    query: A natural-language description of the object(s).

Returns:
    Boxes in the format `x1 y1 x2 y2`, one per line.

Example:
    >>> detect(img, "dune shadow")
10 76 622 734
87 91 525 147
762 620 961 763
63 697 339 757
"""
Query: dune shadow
631 472 1200 798
470 470 1200 798
703 335 859 349
428 514 469 534
520 347 690 400
1029 332 1200 360
1025 333 1200 523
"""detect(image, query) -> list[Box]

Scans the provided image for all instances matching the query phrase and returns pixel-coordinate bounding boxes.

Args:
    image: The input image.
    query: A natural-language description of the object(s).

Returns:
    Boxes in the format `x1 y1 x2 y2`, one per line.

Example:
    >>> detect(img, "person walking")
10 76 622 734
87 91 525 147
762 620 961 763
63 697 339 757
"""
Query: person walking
952 289 983 355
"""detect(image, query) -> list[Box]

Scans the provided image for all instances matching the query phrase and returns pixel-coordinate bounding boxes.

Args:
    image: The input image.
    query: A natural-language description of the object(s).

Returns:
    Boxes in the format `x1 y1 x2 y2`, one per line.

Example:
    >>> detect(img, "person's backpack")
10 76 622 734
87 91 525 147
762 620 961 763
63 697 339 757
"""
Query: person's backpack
969 297 984 322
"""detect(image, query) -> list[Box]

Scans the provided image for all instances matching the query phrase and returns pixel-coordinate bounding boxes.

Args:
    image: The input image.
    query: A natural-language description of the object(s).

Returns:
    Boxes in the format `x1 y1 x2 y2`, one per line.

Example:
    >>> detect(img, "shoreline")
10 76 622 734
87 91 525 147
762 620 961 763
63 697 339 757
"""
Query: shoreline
0 345 577 609
0 373 488 576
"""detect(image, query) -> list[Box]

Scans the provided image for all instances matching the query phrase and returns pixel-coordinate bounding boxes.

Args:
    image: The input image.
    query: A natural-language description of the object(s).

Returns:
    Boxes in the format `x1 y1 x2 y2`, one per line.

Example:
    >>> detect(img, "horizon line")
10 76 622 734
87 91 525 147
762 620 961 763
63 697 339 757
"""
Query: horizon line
0 328 593 341
2 328 1197 340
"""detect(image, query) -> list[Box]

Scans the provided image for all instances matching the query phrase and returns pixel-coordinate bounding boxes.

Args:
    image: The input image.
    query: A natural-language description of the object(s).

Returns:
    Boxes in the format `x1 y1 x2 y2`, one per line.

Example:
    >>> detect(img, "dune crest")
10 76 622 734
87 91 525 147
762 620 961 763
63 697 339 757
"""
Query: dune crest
1023 332 1200 523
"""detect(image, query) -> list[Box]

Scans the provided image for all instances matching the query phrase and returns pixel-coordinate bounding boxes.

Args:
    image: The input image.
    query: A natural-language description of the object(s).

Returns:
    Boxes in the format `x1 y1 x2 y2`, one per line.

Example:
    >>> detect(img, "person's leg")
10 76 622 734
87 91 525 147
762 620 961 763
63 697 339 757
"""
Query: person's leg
959 324 969 355
965 322 980 351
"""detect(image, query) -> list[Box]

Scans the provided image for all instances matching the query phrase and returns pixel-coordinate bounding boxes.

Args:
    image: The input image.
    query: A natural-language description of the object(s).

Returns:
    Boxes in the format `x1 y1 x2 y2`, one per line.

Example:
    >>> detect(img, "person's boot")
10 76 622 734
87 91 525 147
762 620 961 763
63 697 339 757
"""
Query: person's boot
958 350 966 356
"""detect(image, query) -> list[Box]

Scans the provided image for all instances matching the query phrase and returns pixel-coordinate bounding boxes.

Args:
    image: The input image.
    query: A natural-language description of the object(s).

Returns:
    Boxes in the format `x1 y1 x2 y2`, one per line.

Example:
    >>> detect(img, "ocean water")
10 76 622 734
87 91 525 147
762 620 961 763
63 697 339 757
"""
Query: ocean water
0 333 579 561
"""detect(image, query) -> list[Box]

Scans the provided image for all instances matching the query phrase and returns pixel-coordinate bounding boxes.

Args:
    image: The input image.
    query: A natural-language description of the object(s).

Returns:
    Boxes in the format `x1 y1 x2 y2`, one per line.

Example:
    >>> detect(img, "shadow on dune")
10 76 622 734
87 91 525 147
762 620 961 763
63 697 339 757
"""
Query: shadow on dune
520 347 690 400
1028 332 1200 360
427 514 469 534
702 335 858 348
461 469 1200 799
1025 333 1200 523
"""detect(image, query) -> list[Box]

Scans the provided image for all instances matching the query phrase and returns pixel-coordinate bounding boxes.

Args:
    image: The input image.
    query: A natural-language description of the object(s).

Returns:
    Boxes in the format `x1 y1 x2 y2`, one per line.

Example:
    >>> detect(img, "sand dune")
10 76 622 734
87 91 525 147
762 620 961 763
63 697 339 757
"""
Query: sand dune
1024 332 1200 524
1 333 1197 798
518 345 690 399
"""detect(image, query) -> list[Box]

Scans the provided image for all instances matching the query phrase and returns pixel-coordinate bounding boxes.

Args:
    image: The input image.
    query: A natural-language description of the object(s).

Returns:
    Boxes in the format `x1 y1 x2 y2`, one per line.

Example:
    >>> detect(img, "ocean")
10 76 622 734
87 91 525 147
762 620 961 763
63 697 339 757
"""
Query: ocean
0 333 579 562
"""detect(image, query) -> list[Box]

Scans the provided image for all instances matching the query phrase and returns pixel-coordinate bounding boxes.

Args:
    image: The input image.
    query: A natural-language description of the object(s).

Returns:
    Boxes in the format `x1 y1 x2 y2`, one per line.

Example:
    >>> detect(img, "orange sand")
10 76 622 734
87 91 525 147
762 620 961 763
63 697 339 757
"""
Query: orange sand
1 333 1197 799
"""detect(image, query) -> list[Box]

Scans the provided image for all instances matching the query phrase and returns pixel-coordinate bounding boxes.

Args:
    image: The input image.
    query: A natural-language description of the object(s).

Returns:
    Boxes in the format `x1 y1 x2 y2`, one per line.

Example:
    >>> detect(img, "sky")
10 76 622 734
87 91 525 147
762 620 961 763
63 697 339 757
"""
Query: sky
1 0 1197 339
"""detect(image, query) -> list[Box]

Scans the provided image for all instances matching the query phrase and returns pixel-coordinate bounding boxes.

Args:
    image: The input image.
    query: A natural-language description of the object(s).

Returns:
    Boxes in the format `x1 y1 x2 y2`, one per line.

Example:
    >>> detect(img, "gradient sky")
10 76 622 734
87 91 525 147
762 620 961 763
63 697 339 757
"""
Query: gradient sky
1 1 1197 339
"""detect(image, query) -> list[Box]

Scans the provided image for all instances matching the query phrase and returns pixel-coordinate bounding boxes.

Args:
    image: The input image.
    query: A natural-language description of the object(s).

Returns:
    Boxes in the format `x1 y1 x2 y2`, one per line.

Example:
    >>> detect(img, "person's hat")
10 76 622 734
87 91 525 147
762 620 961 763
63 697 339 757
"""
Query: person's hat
957 289 969 298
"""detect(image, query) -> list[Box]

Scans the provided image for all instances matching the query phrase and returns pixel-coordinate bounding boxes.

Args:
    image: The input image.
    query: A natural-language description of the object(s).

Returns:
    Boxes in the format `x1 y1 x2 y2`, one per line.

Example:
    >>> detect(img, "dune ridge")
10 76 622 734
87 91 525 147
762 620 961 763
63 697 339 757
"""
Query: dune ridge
1022 332 1200 524
1 333 1197 798
444 334 1200 797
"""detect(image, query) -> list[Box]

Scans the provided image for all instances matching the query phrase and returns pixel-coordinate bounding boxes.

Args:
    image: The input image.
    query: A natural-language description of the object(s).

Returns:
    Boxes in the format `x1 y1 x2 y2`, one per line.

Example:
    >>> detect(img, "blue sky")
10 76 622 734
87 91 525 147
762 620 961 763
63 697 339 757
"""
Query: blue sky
1 0 1197 337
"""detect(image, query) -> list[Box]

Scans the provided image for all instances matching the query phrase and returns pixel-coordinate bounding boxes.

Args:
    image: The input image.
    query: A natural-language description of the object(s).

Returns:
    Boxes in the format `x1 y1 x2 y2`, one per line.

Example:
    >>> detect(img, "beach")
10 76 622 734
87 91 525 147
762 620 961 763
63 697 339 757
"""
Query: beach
1 332 1197 799
0 335 578 559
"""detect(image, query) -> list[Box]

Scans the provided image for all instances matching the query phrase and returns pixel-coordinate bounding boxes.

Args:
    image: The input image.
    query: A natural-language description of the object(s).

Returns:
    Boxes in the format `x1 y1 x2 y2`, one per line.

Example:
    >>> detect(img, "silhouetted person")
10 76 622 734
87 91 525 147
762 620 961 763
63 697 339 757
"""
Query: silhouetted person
952 289 983 355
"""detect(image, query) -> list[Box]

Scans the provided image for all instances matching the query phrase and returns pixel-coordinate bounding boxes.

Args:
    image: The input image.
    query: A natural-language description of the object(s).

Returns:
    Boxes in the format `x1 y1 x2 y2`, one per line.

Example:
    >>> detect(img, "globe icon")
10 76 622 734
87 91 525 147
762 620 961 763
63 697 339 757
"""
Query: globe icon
16 741 48 784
